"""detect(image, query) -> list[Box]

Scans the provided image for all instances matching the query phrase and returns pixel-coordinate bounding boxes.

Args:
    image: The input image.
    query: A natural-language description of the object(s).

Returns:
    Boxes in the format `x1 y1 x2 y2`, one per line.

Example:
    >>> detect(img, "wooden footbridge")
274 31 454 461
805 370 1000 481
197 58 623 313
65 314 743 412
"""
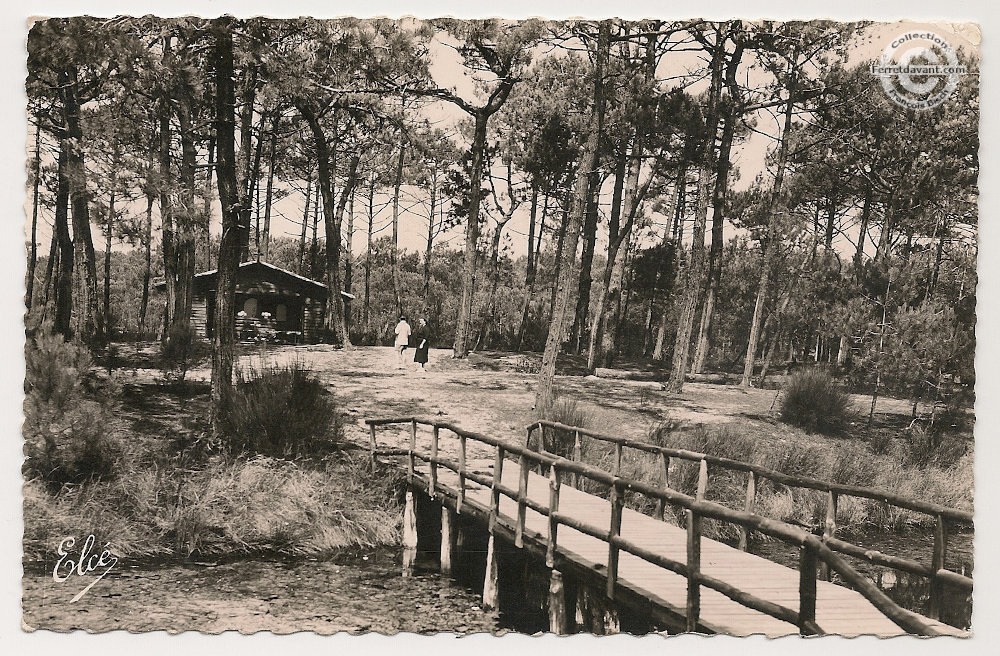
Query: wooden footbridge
365 417 973 637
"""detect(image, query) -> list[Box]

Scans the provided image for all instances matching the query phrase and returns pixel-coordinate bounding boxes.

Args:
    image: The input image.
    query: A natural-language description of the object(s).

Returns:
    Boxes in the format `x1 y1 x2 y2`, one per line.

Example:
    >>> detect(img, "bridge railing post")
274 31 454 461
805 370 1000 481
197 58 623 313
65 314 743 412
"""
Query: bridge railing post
738 471 757 551
457 433 467 514
696 459 708 501
656 453 670 520
798 544 818 634
606 480 623 599
613 442 623 477
572 430 582 489
685 508 702 632
928 513 948 620
547 464 561 568
820 491 837 580
515 452 530 548
429 425 439 499
489 444 505 532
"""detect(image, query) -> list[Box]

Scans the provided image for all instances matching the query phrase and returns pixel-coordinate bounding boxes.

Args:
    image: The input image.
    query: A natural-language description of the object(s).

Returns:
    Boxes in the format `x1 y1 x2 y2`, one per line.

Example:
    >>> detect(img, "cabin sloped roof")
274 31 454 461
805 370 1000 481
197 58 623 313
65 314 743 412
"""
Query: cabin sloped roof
153 261 354 299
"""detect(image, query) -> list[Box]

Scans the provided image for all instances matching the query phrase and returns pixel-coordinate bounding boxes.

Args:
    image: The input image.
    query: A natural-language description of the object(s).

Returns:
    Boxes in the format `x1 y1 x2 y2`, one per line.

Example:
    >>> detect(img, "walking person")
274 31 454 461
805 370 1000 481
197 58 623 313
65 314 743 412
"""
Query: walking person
413 318 431 372
393 316 412 368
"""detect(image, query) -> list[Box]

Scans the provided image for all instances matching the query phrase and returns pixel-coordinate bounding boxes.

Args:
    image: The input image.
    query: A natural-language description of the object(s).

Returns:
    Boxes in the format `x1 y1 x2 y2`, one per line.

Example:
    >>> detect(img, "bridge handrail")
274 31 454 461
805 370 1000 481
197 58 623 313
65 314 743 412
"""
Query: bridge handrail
528 419 973 619
529 420 973 524
365 416 959 637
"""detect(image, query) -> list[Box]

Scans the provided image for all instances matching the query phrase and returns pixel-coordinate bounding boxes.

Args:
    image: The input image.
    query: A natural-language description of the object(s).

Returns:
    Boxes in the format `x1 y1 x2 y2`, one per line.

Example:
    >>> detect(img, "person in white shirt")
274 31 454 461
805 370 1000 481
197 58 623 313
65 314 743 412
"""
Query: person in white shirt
394 316 412 368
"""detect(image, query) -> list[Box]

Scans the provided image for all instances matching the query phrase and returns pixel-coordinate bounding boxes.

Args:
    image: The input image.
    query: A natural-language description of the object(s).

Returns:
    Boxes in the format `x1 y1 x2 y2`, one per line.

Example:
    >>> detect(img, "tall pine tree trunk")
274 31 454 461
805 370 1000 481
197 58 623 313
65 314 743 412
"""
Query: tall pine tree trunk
173 98 198 335
53 143 74 338
652 168 687 361
158 95 175 336
742 56 798 388
548 196 570 319
103 188 115 338
300 107 352 346
691 103 737 374
298 171 312 273
26 118 41 310
536 21 610 410
210 18 244 435
139 189 154 336
391 143 405 317
63 71 98 342
570 169 601 354
596 161 655 370
364 173 374 329
344 187 356 335
668 37 724 392
515 182 541 351
423 169 438 310
310 177 320 278
453 113 490 357
261 128 277 260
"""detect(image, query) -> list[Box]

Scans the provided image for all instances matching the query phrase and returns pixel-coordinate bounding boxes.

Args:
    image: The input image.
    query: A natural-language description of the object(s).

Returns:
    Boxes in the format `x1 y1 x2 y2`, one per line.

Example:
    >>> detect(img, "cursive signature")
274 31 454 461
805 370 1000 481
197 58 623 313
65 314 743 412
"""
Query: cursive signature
53 535 118 603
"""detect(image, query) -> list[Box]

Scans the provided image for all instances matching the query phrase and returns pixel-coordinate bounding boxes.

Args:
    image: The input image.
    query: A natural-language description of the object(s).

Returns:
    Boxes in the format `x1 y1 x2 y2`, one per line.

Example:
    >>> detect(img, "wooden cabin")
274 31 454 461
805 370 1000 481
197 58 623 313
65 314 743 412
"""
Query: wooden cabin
157 261 347 344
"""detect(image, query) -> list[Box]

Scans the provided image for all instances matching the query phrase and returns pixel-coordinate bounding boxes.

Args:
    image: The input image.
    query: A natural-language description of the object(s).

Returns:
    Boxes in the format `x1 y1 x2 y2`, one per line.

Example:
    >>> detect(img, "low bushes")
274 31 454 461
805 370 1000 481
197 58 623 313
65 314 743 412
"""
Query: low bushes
534 396 593 459
23 342 401 567
160 322 209 384
218 360 343 458
779 369 854 435
23 453 402 563
640 422 971 539
23 330 121 487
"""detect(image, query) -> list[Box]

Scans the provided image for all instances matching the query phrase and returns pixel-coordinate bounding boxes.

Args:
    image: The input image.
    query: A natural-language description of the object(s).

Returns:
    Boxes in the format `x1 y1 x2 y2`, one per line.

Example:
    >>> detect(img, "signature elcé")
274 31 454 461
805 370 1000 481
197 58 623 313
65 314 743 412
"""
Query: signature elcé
53 535 119 603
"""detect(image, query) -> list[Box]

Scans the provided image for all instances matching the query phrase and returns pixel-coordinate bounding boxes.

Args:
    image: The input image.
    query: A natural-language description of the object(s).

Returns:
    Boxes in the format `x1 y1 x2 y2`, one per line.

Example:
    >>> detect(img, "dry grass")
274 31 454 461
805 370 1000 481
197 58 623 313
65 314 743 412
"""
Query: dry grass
23 453 402 564
556 417 972 542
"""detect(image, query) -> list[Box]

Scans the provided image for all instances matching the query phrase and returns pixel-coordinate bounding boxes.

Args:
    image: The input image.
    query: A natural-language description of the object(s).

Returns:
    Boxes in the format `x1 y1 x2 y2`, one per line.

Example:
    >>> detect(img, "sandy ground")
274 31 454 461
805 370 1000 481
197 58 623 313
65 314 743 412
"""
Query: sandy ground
185 344 922 458
117 343 916 448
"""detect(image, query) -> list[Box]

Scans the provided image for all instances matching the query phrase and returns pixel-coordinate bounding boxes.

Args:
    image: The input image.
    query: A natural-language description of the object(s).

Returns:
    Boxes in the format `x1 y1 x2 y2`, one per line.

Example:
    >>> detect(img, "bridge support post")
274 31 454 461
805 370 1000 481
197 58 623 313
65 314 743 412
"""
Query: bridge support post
575 585 619 635
441 506 456 578
548 569 569 635
402 489 417 577
482 533 499 611
928 514 948 620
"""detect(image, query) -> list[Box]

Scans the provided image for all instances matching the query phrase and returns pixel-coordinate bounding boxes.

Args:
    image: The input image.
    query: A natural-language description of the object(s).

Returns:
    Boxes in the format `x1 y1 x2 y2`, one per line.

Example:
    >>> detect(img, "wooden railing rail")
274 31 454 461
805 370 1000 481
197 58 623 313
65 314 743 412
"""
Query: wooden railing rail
527 419 973 617
528 420 973 524
365 417 955 636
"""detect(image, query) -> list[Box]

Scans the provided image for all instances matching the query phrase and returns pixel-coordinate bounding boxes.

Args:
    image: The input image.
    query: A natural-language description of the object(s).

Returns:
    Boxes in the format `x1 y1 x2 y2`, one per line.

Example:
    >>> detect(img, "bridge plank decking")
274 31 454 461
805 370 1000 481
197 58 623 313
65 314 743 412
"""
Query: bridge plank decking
423 459 966 637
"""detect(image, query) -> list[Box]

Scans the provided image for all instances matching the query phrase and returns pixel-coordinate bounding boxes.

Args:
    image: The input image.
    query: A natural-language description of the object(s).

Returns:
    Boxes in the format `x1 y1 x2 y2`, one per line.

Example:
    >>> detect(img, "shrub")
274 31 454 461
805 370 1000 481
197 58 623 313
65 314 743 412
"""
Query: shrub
160 322 207 384
779 369 854 435
23 329 121 486
868 428 894 456
534 397 593 458
218 360 343 458
905 422 969 468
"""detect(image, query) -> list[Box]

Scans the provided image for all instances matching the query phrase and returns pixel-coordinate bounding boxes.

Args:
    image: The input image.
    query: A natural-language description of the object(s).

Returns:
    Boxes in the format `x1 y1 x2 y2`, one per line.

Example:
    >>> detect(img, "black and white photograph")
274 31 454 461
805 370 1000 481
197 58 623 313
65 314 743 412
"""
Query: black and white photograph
6 0 993 647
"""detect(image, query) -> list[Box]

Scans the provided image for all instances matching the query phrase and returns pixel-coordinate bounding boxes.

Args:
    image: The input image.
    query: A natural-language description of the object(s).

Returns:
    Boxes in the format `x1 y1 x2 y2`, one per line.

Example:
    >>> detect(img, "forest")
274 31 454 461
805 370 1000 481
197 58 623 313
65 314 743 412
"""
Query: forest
24 16 977 430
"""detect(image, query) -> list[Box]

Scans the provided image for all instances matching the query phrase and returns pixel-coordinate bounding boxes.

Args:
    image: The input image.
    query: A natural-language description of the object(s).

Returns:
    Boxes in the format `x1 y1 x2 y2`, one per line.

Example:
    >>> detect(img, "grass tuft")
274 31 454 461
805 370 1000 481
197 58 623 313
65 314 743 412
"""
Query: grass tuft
219 360 343 458
779 368 854 435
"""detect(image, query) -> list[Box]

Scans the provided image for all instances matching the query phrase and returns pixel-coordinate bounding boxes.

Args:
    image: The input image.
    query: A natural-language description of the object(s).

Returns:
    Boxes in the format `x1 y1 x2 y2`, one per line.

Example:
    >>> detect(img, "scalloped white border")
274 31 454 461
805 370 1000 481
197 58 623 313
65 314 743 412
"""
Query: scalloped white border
1 4 994 656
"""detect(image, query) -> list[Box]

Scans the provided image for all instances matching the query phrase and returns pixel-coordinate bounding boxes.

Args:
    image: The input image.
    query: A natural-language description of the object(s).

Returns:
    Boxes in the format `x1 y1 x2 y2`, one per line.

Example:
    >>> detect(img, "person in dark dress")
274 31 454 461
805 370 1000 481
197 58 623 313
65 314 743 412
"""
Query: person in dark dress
413 318 430 371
